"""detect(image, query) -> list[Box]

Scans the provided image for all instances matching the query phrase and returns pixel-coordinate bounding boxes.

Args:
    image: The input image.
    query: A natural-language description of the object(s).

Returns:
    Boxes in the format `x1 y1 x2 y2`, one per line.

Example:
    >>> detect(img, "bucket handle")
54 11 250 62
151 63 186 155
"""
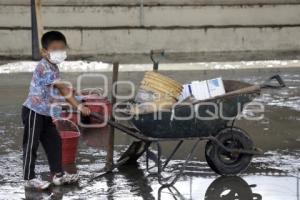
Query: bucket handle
80 88 104 96
53 118 81 136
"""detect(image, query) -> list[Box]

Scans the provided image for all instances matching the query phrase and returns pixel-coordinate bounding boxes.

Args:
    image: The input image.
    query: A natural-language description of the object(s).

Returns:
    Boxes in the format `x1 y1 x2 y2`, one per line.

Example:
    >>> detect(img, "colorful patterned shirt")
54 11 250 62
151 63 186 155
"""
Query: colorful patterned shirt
23 58 62 117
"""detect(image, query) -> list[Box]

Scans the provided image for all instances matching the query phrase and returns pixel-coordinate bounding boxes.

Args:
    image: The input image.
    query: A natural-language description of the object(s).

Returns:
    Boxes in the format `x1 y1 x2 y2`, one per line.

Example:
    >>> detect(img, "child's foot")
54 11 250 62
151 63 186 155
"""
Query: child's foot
24 178 51 190
52 172 79 186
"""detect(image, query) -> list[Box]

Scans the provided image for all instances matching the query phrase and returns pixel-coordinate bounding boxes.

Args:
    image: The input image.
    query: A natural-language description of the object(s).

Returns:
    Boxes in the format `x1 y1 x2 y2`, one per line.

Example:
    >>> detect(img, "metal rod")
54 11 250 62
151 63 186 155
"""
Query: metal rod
105 62 119 171
156 142 163 181
190 177 192 200
139 0 144 27
170 186 186 200
31 0 43 60
167 139 200 186
156 139 201 186
162 140 183 170
167 187 179 200
146 148 150 171
297 170 299 200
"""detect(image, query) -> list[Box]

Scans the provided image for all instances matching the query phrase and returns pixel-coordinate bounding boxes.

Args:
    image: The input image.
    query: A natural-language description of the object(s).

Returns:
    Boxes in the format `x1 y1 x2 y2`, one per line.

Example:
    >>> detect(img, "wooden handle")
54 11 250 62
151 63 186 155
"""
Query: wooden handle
150 49 165 54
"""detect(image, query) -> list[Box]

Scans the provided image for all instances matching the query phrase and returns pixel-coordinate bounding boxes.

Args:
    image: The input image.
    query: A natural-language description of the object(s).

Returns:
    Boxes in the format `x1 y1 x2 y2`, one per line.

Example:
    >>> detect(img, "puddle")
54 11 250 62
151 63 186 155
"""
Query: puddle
0 67 299 199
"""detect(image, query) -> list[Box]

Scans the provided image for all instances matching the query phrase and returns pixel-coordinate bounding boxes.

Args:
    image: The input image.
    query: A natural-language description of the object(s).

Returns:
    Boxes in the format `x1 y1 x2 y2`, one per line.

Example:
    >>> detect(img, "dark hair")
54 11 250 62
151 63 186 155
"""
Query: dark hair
41 31 67 49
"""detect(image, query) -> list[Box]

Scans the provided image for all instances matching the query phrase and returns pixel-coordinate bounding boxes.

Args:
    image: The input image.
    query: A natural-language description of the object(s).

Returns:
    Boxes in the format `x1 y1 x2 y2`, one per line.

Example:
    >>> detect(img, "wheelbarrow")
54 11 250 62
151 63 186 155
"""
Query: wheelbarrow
90 74 285 186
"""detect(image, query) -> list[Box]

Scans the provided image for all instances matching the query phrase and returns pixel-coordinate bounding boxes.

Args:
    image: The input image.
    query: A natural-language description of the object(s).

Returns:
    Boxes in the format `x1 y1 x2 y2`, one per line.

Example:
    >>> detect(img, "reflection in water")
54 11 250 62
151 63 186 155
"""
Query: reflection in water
24 189 53 200
24 169 262 200
24 164 155 200
204 176 261 200
24 184 81 200
20 160 300 200
157 176 262 200
107 165 155 200
24 163 80 200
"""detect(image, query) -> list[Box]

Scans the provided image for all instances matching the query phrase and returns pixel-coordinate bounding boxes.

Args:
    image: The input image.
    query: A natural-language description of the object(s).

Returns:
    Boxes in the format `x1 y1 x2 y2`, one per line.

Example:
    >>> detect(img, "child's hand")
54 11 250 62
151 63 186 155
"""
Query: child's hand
77 104 91 116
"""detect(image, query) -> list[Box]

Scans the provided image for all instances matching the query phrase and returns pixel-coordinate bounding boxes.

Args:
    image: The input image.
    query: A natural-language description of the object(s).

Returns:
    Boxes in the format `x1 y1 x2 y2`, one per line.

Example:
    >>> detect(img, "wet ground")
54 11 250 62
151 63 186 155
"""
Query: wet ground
0 66 299 199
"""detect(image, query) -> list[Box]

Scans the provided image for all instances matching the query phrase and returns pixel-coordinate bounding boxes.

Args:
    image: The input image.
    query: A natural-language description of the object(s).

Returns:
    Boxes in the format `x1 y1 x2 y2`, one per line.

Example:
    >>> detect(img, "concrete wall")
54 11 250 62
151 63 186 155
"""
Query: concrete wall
0 0 300 63
2 0 300 6
1 5 300 28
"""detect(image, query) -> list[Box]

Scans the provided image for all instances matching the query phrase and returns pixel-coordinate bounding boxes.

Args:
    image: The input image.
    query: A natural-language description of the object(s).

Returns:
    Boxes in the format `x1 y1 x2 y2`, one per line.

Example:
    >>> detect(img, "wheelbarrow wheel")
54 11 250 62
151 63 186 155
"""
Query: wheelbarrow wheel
205 127 254 175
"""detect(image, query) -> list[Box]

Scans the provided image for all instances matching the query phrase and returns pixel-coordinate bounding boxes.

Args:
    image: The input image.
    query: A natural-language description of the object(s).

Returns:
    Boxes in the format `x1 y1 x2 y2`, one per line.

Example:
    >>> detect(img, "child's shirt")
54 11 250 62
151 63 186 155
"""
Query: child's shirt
23 58 61 117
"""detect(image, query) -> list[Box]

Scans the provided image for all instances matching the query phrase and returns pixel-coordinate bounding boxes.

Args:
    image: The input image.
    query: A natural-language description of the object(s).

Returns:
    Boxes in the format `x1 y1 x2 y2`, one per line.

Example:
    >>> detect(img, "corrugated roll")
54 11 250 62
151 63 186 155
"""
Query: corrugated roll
134 72 183 114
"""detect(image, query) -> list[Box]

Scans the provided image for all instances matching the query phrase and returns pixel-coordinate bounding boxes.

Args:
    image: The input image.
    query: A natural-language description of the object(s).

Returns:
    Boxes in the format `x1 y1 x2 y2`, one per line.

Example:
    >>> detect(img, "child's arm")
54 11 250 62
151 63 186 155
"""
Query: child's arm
54 82 91 116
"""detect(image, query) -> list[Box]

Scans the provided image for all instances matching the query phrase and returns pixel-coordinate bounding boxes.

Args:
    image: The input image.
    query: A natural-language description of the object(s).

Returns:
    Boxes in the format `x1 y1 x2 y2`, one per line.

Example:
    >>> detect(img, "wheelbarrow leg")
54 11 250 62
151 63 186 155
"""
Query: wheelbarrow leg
144 142 162 175
162 140 183 170
158 186 185 200
146 149 149 170
117 141 151 166
146 148 154 172
146 140 183 173
146 145 161 173
89 141 150 183
156 139 201 187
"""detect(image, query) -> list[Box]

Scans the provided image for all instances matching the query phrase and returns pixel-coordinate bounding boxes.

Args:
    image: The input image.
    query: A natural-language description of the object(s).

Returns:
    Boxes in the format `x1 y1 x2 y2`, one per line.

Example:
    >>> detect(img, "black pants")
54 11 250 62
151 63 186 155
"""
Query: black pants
22 106 63 180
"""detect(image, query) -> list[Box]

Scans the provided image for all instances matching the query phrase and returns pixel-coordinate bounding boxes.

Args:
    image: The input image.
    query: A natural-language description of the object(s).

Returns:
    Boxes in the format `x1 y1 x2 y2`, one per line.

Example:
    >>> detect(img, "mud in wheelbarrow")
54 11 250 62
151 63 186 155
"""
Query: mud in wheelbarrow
90 75 285 186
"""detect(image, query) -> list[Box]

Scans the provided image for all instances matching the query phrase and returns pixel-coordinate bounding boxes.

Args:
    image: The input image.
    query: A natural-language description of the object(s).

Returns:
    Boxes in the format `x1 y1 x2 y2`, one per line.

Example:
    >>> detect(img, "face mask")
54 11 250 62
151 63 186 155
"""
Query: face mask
48 50 67 64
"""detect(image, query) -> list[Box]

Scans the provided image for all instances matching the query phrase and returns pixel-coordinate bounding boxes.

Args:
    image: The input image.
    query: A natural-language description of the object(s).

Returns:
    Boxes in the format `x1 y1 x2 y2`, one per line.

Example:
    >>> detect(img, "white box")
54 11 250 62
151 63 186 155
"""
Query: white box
207 77 226 97
191 81 210 100
179 77 225 101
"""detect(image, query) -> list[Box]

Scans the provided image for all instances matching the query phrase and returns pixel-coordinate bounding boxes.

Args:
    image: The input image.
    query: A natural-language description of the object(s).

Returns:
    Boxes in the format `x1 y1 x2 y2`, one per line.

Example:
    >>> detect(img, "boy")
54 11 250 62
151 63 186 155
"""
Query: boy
22 31 91 190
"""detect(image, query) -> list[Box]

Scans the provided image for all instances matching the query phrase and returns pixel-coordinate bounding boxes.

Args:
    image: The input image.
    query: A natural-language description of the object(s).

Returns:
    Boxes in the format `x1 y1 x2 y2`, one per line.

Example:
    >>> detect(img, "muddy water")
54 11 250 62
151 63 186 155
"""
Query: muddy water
0 67 299 199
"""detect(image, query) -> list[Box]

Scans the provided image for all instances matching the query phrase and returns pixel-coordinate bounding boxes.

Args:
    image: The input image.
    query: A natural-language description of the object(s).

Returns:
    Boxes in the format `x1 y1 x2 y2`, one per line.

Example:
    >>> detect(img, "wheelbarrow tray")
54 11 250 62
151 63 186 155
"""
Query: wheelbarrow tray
130 80 260 138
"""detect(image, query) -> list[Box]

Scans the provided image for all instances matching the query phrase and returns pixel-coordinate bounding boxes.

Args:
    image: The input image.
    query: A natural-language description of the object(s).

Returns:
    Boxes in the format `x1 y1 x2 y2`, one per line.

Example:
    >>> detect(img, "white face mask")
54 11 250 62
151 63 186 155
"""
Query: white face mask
48 50 67 64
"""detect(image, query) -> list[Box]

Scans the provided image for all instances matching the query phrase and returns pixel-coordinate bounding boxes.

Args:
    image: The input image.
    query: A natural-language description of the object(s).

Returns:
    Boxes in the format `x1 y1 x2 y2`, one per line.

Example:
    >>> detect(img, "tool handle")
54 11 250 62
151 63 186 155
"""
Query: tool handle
261 75 286 89
90 112 105 122
150 49 165 55
150 49 165 71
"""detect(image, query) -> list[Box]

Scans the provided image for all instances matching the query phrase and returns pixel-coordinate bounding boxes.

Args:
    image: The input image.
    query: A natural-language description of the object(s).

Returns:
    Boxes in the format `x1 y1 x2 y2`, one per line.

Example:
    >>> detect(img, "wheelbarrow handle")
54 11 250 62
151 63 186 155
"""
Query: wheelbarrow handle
261 74 286 89
90 112 105 122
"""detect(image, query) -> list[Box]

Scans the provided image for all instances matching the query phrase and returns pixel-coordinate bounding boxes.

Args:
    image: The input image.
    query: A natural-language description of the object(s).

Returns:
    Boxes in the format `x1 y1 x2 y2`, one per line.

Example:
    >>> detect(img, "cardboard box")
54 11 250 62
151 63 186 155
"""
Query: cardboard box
179 77 225 101
191 81 210 100
207 77 226 98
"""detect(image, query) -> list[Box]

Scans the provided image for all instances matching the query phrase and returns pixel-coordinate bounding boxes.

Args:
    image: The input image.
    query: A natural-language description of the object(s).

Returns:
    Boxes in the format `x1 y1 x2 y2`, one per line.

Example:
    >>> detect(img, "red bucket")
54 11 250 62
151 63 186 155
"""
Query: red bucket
61 111 79 125
60 131 80 164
